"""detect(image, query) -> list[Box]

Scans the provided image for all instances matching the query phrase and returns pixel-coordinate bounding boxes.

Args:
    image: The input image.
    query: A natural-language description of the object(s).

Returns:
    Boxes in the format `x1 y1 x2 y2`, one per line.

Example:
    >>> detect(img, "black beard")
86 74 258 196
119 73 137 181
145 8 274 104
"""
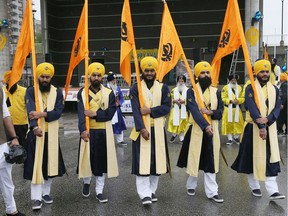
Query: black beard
257 75 269 85
198 76 212 91
142 75 155 89
39 82 51 92
91 80 101 89
7 83 17 94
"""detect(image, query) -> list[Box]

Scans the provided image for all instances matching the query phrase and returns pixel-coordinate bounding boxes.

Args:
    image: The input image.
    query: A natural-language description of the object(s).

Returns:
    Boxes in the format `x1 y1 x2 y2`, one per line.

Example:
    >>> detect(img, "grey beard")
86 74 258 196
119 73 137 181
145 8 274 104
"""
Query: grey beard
177 83 185 93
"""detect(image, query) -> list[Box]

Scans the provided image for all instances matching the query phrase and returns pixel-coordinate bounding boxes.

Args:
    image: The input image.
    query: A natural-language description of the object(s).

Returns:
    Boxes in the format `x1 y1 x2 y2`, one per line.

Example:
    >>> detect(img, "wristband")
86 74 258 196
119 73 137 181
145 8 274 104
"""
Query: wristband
33 126 39 131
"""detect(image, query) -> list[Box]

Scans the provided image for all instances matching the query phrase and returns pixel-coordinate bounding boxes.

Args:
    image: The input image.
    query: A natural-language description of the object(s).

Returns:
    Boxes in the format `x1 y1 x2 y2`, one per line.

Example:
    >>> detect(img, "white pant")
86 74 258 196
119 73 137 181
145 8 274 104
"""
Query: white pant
83 174 106 195
115 131 124 143
136 175 159 199
227 134 240 140
248 174 279 196
31 178 53 200
0 143 17 214
186 173 219 198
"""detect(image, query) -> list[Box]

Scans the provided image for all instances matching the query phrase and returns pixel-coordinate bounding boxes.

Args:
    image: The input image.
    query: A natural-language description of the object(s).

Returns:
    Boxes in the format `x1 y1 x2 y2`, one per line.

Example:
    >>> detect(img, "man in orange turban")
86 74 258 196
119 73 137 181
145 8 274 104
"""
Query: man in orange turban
24 62 66 210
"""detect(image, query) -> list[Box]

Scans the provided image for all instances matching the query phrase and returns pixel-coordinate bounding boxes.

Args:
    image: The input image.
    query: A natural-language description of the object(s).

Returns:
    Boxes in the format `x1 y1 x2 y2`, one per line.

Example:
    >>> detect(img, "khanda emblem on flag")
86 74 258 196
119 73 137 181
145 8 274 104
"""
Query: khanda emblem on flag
74 37 82 57
121 22 128 41
219 29 231 48
161 43 173 62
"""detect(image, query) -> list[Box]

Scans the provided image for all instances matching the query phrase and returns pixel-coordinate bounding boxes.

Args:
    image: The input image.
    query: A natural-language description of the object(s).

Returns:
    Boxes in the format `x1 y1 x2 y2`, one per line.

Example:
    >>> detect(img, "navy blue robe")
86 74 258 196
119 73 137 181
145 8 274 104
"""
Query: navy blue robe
231 84 281 176
177 87 223 173
77 86 116 176
24 86 66 180
130 81 171 176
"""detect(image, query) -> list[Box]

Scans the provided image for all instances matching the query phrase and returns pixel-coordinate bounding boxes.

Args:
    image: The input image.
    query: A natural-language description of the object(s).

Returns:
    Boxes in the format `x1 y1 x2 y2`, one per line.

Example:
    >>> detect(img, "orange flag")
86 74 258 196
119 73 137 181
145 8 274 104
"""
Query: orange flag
9 0 35 91
120 0 135 86
156 2 183 82
264 44 269 60
120 0 146 125
211 0 259 109
65 0 89 100
157 1 210 123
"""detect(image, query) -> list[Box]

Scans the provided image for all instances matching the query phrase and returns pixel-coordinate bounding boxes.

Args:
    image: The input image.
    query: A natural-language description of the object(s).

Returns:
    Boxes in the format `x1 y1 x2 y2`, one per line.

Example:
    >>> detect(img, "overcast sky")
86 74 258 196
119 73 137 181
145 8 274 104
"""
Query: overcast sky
33 0 287 36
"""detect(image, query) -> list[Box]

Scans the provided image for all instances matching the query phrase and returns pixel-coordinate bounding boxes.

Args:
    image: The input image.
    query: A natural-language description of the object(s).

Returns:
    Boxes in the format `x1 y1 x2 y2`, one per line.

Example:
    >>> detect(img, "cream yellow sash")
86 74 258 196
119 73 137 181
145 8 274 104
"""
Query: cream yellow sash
130 81 166 175
78 85 119 179
252 80 280 181
186 84 220 177
32 85 58 184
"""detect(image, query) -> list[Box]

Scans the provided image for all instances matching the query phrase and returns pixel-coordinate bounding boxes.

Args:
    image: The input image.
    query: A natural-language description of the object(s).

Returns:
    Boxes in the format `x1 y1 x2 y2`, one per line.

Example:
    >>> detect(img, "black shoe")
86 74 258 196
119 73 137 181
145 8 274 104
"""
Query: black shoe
31 200 42 210
252 189 262 197
82 183 90 198
210 195 224 203
151 193 157 202
269 192 285 200
142 197 152 205
233 137 240 144
6 211 26 216
226 140 233 145
170 135 177 143
118 141 127 146
42 194 53 204
96 193 108 203
187 189 195 196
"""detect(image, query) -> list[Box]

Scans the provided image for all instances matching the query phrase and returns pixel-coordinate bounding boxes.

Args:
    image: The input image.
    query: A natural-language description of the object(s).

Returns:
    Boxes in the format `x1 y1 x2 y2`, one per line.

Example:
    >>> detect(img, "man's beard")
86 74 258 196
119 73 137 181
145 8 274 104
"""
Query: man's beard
198 76 212 90
229 82 236 89
142 74 156 86
39 81 51 92
257 75 270 85
108 82 118 93
90 79 101 88
177 83 185 93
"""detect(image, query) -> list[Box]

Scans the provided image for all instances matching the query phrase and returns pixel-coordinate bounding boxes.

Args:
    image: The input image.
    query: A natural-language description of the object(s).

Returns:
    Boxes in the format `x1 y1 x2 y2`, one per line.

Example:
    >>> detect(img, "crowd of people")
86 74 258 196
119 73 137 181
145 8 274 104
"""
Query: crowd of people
0 56 287 215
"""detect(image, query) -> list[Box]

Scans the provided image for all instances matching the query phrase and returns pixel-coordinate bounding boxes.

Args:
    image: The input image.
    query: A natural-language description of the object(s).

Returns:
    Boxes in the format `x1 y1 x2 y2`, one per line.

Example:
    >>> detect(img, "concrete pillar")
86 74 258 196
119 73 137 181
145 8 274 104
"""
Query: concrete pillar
245 0 260 64
0 0 11 80
41 0 49 56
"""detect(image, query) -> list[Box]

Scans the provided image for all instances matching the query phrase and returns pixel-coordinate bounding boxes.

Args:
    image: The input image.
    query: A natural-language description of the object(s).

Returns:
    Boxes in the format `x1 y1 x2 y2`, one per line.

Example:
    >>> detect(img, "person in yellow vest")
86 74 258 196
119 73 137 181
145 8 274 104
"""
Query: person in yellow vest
2 71 28 148
269 58 281 85
232 59 285 200
177 61 224 203
0 88 26 216
221 74 244 145
167 74 189 143
77 62 118 203
130 56 171 205
24 62 66 210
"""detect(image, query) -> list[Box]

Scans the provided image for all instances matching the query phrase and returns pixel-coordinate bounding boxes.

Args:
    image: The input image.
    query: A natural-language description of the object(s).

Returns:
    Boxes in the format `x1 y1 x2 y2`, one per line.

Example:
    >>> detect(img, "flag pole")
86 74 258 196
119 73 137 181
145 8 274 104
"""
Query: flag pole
84 0 89 132
29 0 40 125
132 44 147 126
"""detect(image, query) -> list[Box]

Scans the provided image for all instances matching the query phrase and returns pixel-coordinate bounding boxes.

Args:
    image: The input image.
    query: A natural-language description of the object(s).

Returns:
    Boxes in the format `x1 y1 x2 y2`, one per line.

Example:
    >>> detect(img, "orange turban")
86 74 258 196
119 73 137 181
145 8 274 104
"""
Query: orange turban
140 56 158 72
280 72 288 82
194 61 212 78
36 62 55 78
88 62 105 76
254 59 271 75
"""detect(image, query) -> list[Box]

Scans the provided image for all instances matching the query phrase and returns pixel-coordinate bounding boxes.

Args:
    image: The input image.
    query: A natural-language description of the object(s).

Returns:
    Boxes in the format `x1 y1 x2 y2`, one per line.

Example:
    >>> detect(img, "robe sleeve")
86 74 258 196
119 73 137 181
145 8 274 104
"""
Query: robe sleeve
244 85 265 129
77 88 86 133
266 86 281 126
95 91 116 122
187 88 209 131
130 84 144 131
211 90 224 120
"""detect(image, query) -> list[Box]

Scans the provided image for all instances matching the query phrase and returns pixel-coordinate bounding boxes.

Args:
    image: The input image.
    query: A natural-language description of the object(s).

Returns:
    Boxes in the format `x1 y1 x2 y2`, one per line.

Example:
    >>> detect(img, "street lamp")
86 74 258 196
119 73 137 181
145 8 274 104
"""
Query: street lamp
280 0 284 46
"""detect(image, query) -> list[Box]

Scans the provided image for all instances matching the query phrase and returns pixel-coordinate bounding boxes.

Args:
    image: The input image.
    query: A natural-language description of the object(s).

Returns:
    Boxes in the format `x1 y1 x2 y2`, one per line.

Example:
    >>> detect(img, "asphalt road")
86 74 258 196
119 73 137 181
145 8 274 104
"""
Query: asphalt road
1 112 287 216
